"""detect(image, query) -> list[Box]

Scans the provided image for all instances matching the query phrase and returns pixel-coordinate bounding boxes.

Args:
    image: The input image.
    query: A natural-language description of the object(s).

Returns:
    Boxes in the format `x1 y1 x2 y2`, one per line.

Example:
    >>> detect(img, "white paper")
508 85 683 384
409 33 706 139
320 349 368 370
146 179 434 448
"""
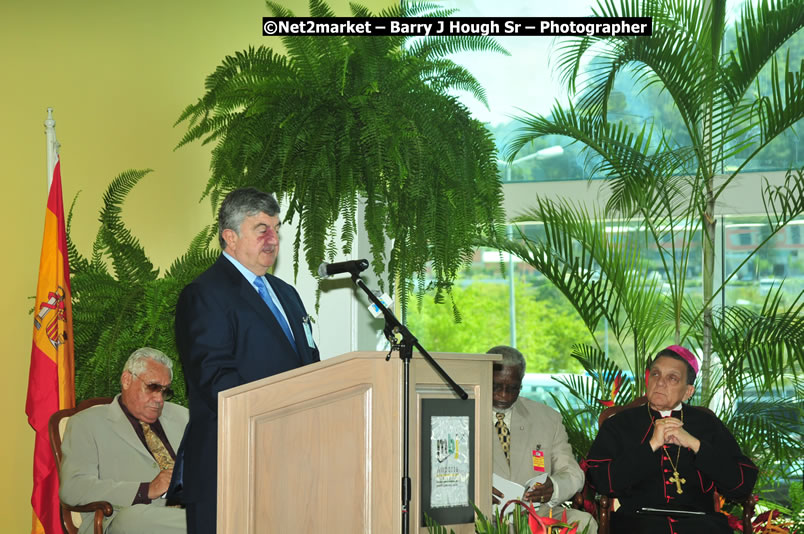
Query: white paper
492 472 550 516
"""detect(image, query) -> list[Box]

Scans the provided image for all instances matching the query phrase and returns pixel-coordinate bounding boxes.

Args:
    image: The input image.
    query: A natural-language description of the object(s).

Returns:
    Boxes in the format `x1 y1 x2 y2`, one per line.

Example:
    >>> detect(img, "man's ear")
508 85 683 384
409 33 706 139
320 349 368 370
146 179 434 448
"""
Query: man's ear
121 370 133 391
221 228 238 250
683 385 695 402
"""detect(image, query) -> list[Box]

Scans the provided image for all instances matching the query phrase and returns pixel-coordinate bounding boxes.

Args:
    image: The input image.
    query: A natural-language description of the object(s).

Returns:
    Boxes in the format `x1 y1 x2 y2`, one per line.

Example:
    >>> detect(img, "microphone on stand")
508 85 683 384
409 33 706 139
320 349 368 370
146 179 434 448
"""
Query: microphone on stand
317 259 370 278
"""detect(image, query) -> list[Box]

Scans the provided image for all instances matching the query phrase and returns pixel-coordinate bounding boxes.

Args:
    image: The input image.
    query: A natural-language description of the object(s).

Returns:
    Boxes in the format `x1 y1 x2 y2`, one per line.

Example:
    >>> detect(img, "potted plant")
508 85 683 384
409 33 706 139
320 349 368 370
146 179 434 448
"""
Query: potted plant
175 0 507 310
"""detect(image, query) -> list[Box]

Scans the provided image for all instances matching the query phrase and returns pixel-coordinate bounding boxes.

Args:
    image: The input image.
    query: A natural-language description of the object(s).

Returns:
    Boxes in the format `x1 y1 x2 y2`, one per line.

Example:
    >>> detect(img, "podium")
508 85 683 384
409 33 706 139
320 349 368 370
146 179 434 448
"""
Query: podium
217 351 498 533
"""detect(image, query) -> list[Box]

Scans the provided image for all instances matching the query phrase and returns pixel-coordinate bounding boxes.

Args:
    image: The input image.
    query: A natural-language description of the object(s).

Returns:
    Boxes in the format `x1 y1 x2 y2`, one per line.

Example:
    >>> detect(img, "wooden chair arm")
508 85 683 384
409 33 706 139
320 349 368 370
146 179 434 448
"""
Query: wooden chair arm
62 501 114 534
739 494 756 534
571 491 585 510
598 494 611 534
63 501 114 515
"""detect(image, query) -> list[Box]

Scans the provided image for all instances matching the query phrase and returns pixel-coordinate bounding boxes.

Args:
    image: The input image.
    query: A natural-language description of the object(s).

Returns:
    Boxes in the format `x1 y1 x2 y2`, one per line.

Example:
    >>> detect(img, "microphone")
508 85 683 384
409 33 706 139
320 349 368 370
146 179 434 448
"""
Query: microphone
317 259 369 278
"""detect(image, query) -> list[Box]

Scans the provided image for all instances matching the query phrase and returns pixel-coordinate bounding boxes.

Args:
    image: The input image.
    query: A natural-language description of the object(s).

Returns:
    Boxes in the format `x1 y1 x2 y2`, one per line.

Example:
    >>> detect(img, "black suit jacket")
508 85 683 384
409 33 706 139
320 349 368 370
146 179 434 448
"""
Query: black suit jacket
174 254 319 514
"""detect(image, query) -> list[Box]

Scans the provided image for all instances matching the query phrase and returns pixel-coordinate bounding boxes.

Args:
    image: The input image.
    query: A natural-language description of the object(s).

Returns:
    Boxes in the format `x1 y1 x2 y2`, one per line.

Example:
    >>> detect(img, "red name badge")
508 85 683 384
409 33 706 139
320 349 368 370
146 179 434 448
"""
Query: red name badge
532 450 545 472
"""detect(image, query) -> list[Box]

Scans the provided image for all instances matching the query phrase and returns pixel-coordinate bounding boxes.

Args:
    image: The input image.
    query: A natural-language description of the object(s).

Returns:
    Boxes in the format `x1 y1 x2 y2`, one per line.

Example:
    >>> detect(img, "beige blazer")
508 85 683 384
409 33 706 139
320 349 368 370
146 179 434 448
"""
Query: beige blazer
492 396 585 505
59 394 188 533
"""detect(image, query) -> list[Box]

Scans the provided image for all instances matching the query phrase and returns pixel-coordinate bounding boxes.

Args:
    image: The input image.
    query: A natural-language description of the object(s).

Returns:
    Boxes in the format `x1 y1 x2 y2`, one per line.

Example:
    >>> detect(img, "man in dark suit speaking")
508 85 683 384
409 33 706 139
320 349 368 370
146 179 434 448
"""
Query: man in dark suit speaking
175 187 320 534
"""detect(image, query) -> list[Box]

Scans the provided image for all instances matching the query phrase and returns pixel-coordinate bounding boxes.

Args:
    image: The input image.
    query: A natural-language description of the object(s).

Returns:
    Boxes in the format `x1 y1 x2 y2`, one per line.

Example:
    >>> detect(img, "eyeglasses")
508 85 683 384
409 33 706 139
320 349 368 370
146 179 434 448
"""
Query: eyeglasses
492 383 523 395
132 374 174 401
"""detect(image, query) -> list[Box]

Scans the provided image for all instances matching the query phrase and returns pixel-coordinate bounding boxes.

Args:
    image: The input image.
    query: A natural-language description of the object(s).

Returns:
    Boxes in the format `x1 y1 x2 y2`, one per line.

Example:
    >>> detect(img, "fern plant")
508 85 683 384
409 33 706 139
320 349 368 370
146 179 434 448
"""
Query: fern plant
67 169 217 405
176 0 507 310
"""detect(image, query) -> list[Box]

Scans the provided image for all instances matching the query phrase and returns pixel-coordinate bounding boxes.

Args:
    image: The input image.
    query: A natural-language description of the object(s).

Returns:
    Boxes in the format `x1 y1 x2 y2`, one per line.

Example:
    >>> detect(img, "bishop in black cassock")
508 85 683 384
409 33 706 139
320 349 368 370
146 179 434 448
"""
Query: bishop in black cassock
584 346 757 534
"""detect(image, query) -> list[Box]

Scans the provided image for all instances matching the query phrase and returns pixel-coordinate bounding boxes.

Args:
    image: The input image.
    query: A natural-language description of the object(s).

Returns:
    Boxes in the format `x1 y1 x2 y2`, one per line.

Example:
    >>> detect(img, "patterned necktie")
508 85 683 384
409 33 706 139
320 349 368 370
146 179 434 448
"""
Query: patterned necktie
253 276 297 353
140 422 174 470
495 412 510 465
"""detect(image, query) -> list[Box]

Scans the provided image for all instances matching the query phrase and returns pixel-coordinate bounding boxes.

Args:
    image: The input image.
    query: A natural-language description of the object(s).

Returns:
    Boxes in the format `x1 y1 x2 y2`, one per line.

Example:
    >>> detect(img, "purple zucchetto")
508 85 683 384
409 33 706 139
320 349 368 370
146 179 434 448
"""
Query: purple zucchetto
665 345 699 374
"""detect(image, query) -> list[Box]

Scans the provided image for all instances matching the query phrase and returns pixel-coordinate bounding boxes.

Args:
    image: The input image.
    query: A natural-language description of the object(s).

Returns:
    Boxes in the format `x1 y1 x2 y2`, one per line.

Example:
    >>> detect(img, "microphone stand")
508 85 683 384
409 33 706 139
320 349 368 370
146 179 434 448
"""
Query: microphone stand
348 270 467 534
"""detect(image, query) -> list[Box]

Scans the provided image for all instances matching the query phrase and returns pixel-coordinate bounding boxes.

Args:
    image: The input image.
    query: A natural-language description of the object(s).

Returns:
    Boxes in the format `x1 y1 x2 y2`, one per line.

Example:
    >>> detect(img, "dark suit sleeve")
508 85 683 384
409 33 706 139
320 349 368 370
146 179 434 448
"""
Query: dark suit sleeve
583 417 658 495
175 282 244 413
692 417 758 500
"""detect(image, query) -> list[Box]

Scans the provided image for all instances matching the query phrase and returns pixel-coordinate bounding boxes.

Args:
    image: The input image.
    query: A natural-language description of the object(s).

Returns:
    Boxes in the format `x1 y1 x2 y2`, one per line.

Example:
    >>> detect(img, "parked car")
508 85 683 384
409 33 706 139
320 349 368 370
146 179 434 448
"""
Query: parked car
519 373 585 410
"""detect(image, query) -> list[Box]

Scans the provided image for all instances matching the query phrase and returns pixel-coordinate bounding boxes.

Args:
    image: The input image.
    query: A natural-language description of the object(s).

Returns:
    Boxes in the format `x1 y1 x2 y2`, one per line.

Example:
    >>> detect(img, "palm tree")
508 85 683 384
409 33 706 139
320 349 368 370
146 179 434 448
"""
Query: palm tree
499 0 803 395
484 0 804 494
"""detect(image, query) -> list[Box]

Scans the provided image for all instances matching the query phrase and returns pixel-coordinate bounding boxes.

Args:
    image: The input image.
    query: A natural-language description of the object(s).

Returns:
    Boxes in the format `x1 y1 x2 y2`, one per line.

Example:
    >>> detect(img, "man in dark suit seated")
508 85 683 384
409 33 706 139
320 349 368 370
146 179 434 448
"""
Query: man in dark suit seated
175 187 321 534
59 347 188 534
584 345 758 534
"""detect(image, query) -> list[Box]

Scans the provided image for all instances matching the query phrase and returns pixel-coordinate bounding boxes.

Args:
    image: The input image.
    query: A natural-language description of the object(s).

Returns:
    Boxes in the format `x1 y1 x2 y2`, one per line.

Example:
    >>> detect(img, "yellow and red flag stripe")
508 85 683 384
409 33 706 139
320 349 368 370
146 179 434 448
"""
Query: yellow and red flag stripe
26 158 75 534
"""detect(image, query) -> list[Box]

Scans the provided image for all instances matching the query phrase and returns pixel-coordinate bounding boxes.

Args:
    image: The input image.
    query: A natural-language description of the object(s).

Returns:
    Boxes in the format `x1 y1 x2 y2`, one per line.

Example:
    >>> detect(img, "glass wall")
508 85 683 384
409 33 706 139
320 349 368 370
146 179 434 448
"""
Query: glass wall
406 215 804 371
436 0 804 183
723 215 804 308
404 0 803 368
724 0 804 173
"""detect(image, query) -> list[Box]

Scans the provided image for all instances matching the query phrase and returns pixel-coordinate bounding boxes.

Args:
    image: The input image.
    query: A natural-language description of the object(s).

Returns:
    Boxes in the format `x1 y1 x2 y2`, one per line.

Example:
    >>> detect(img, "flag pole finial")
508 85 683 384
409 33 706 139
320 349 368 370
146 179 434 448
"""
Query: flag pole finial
44 107 60 189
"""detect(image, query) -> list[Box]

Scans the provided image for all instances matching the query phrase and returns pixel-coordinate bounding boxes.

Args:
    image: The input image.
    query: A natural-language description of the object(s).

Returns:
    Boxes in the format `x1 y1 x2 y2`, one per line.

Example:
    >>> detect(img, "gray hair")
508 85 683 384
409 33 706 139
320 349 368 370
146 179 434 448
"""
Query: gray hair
123 347 174 380
218 187 281 249
487 345 526 376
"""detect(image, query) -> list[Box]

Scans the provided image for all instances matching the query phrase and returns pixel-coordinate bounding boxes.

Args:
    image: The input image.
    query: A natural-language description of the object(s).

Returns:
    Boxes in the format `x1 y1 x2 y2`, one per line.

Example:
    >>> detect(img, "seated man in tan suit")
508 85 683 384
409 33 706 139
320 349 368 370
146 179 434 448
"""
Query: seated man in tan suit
59 347 188 534
489 345 597 533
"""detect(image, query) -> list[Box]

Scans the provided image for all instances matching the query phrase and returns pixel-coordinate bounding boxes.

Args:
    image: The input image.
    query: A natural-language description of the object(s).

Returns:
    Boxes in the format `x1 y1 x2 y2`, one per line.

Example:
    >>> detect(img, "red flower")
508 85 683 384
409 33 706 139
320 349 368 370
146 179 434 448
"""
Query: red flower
501 500 584 534
721 511 742 531
597 373 623 407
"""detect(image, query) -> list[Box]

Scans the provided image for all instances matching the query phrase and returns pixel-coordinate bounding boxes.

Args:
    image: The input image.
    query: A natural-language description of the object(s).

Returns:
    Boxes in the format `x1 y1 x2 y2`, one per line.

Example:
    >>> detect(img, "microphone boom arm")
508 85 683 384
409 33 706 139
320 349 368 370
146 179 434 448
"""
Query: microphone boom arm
348 271 468 534
350 274 468 400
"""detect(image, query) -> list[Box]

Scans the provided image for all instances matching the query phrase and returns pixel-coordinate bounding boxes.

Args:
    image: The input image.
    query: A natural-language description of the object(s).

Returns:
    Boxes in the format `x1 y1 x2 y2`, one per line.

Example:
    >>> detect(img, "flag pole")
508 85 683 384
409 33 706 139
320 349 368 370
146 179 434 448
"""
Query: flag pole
45 108 60 189
29 106 74 534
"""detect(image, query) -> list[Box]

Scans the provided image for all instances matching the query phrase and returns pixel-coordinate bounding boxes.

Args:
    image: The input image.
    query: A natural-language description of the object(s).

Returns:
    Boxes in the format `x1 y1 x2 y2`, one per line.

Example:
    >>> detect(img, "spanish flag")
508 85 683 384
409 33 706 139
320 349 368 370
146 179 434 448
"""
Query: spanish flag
26 158 75 534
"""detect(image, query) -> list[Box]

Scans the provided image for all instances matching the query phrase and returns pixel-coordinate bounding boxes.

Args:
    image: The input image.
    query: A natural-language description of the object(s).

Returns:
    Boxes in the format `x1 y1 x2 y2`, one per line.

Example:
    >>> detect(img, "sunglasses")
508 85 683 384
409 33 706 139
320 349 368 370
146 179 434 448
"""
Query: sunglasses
132 373 174 401
492 383 523 395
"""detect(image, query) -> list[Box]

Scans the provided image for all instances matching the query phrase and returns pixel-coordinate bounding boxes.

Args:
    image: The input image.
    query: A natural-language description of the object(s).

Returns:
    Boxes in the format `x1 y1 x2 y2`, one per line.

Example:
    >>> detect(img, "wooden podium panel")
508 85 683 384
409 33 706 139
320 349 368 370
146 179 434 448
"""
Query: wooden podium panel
251 384 371 532
218 351 496 534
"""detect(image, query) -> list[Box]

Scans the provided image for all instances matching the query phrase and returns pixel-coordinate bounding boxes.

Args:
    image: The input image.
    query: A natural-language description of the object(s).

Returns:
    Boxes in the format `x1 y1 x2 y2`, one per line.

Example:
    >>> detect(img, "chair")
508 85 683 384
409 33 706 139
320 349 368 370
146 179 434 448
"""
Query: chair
593 396 755 534
49 397 115 534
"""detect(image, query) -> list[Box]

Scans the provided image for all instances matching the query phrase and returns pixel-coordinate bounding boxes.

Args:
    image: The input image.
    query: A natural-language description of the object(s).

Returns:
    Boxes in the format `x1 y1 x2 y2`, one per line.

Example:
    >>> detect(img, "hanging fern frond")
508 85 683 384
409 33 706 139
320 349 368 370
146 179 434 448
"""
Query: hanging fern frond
176 0 508 308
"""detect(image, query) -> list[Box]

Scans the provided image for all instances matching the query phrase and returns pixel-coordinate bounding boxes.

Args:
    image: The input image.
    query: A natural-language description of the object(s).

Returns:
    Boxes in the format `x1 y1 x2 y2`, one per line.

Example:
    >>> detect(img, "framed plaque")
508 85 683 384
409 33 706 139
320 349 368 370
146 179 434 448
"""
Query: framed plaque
420 398 475 526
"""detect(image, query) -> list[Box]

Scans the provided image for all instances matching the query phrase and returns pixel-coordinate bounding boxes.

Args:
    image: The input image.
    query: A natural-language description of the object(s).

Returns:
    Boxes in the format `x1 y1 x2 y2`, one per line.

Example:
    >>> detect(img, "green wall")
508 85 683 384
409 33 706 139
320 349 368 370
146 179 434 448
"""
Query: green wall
0 0 390 529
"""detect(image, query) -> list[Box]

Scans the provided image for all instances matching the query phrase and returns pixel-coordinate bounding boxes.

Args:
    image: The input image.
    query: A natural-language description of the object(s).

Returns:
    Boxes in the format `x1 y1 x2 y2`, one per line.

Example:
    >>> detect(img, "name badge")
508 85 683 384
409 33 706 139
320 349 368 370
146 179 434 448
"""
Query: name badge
532 450 545 472
302 316 316 348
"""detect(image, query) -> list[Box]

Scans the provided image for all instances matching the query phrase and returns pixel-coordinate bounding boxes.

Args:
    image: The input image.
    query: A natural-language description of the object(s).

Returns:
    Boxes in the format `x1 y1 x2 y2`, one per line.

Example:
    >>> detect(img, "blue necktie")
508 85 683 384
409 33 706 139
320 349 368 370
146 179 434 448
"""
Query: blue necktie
253 277 297 353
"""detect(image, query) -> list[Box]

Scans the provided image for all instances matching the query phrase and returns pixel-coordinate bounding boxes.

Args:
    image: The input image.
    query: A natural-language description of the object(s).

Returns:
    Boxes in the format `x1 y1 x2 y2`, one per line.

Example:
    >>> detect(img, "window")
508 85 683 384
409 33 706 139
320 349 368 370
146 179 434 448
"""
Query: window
724 216 804 306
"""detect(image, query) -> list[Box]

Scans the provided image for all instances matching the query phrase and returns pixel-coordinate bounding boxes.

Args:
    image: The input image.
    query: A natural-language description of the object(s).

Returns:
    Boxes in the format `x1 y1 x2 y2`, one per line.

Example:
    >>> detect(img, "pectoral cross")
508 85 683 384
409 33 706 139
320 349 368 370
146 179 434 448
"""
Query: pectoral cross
669 470 686 494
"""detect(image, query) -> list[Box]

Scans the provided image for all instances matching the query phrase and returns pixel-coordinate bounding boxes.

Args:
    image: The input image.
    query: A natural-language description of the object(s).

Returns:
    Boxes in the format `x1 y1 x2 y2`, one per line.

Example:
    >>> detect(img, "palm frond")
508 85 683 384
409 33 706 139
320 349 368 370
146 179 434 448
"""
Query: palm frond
721 0 804 107
550 344 636 457
712 285 804 391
